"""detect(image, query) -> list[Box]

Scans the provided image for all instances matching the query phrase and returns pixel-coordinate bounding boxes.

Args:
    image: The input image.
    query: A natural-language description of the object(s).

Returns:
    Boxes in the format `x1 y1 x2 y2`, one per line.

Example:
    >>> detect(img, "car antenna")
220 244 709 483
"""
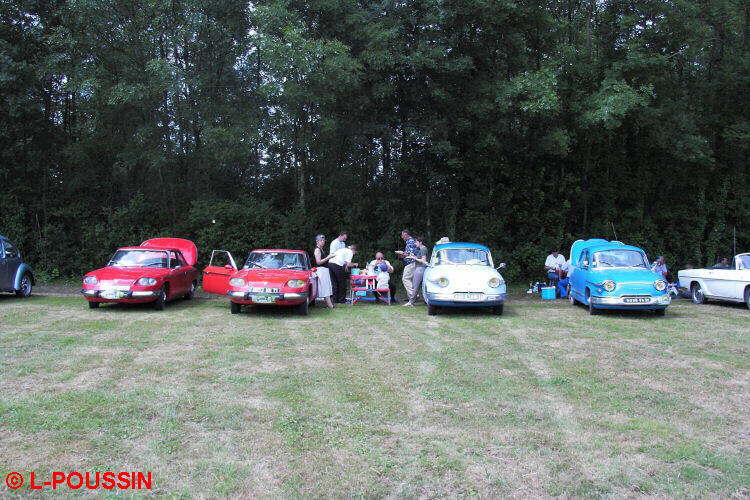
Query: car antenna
611 222 618 241
733 226 737 258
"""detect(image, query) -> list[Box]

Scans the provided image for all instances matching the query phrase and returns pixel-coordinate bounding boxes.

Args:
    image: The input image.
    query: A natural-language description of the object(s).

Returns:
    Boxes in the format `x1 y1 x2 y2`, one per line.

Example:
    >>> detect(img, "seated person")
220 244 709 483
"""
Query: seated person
367 252 394 290
545 248 567 283
651 255 668 280
712 257 730 269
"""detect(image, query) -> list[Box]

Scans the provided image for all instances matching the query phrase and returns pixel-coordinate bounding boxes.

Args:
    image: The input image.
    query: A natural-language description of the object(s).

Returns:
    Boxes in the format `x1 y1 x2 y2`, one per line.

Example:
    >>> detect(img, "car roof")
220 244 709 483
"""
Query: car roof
251 249 306 254
434 242 490 252
585 241 644 253
118 246 174 252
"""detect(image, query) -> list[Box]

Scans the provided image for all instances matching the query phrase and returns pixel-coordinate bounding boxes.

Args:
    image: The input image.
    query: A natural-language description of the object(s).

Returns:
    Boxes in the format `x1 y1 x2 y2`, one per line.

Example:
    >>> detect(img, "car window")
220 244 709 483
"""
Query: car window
3 241 19 258
108 250 168 268
244 252 307 270
593 250 647 268
579 250 588 267
435 248 490 266
736 255 750 270
170 252 186 268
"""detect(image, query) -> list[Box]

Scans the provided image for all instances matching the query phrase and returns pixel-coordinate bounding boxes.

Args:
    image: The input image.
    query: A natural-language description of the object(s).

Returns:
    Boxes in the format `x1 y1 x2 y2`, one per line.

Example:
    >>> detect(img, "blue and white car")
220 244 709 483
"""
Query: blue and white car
568 238 670 316
422 242 506 315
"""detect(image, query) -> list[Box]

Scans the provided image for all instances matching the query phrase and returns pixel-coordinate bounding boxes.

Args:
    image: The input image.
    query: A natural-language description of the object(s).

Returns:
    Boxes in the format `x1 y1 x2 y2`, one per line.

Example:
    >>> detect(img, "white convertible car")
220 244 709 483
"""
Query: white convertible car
678 253 750 309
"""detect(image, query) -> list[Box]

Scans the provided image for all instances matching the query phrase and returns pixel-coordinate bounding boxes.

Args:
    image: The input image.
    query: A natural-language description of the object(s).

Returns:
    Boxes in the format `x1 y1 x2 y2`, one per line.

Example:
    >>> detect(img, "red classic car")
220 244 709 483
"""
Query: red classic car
82 238 199 310
203 249 318 315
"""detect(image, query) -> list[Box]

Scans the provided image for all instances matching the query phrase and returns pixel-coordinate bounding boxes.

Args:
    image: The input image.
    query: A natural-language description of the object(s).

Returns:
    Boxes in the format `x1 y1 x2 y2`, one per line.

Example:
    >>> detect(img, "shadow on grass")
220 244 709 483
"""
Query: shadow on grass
80 296 201 313
426 305 517 318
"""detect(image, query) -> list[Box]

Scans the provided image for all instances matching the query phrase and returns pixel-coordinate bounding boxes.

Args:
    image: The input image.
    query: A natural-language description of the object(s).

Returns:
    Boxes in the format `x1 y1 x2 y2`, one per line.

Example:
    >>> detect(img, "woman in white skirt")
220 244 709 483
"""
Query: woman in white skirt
313 234 335 308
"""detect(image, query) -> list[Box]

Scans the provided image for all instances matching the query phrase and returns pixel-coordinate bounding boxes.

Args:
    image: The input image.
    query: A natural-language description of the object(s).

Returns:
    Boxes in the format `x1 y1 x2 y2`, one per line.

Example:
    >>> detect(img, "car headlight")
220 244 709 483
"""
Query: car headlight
437 277 449 288
83 276 98 285
137 277 157 286
654 279 666 291
488 277 501 288
287 279 306 288
602 280 616 292
229 278 246 287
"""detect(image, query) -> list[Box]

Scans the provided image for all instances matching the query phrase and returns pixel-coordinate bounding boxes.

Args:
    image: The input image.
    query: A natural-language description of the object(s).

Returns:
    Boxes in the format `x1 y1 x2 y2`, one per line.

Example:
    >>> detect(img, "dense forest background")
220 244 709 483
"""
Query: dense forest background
1 0 748 282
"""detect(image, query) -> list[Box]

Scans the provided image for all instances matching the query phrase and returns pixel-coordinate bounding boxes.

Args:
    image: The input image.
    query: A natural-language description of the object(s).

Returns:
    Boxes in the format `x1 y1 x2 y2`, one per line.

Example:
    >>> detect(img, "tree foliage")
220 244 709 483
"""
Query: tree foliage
1 0 748 281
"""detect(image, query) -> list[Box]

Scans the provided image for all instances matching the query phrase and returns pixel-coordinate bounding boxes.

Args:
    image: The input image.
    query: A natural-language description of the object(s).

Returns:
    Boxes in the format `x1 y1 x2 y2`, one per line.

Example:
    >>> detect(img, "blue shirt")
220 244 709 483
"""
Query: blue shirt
404 237 418 264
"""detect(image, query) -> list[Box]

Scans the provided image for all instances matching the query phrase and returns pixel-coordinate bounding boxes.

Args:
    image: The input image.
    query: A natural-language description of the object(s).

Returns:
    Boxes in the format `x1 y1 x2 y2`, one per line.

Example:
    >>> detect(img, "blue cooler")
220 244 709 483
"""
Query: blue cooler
541 286 556 300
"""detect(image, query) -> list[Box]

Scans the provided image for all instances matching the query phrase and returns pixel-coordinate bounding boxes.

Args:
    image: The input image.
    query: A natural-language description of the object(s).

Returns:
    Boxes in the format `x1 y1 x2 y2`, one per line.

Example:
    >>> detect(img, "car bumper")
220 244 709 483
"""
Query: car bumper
590 294 671 309
81 289 159 303
425 291 505 307
227 291 308 305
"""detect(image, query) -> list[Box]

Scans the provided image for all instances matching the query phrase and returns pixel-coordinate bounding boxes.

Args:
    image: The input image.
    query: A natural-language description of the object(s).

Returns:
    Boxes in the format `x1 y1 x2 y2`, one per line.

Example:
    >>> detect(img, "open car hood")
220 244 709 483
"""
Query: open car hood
141 238 197 266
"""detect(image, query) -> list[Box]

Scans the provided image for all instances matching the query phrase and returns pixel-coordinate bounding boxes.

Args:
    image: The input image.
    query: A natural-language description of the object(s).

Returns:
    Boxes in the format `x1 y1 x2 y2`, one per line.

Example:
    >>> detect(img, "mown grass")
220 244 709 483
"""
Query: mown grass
0 290 748 497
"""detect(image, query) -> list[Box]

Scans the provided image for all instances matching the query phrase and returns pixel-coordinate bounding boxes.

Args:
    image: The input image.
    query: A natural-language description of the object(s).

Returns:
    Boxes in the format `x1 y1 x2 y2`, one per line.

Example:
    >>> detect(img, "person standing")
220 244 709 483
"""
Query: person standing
398 229 418 302
329 245 359 304
329 231 347 255
405 235 429 306
651 255 668 280
313 235 335 309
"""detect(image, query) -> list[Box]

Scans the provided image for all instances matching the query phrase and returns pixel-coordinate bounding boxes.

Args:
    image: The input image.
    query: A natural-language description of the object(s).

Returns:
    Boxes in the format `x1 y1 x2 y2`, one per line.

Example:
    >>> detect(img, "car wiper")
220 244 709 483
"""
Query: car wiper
281 265 304 269
248 262 267 269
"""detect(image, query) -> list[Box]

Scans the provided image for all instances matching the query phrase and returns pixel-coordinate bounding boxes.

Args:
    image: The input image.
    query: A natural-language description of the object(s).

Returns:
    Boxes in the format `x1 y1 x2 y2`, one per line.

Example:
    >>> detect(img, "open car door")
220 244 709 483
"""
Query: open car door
203 250 238 295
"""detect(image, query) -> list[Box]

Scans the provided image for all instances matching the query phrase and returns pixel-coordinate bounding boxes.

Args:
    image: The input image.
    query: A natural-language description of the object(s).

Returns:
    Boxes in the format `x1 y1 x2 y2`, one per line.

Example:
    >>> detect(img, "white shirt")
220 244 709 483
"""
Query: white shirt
367 259 393 274
330 238 345 255
331 248 354 267
545 254 566 270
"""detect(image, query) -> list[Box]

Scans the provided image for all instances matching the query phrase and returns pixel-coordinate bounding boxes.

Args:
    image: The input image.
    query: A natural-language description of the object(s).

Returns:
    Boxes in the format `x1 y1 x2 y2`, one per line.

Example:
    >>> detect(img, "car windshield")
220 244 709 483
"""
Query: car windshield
244 251 307 270
735 254 750 270
593 250 647 268
108 249 169 268
435 248 490 266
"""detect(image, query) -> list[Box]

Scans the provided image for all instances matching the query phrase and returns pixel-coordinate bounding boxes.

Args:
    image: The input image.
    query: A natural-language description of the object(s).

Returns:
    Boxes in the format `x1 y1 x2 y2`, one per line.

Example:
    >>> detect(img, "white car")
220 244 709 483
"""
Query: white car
678 253 750 309
422 242 506 316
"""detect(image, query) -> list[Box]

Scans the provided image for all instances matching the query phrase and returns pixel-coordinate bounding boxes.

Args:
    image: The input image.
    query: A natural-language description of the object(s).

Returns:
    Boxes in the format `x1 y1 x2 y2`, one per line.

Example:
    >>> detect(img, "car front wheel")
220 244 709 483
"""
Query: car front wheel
588 295 598 315
230 301 242 314
16 273 33 297
88 301 99 309
297 299 309 316
654 308 666 317
427 304 437 315
568 285 576 305
745 288 750 310
154 287 167 310
492 304 503 316
691 283 707 304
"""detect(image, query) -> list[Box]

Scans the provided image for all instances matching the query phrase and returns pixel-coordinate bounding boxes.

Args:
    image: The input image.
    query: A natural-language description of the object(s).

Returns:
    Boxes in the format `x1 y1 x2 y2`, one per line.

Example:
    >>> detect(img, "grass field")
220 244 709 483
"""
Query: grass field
1 289 748 497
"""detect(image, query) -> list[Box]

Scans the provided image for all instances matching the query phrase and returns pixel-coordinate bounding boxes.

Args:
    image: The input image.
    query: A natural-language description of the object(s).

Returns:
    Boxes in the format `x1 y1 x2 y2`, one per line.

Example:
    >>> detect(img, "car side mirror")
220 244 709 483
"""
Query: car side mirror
224 264 234 269
582 260 589 267
311 267 317 272
496 262 506 269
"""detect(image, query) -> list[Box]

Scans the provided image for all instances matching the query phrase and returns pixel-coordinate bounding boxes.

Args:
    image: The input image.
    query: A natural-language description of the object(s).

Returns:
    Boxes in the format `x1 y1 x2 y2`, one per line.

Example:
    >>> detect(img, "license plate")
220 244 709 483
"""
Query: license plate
454 293 482 301
252 294 277 304
251 287 280 293
623 297 650 304
101 290 125 299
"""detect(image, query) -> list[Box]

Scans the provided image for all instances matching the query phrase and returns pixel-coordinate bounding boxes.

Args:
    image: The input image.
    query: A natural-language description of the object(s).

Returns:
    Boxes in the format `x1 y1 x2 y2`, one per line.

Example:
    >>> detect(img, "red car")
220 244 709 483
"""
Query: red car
203 249 318 315
82 238 199 310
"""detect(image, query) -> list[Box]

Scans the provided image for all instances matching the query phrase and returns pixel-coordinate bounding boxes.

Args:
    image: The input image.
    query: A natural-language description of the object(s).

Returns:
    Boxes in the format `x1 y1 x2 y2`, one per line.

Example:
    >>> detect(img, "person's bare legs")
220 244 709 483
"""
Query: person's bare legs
325 296 334 308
